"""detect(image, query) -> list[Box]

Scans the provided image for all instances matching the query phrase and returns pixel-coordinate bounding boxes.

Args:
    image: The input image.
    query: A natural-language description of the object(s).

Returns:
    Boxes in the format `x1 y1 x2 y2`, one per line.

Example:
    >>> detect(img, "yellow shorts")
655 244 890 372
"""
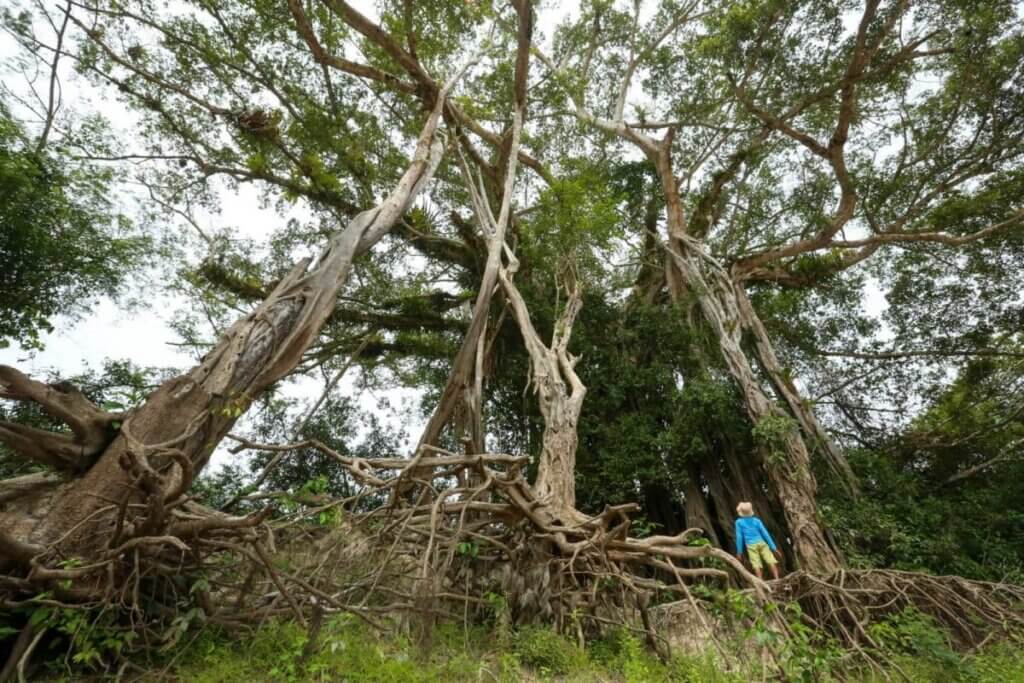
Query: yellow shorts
746 542 776 571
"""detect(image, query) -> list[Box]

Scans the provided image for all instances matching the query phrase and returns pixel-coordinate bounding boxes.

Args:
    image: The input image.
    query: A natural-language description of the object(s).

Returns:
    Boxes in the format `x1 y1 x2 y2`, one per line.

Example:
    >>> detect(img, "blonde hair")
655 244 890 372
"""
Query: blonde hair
736 501 754 517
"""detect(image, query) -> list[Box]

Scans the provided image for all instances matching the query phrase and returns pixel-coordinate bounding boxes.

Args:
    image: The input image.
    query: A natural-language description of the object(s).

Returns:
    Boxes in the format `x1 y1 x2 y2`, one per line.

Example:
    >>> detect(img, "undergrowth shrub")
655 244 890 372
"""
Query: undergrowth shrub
174 616 457 683
867 607 960 668
512 625 584 676
854 640 1024 682
588 627 740 682
588 628 657 681
699 587 841 681
854 608 1024 682
44 607 1020 682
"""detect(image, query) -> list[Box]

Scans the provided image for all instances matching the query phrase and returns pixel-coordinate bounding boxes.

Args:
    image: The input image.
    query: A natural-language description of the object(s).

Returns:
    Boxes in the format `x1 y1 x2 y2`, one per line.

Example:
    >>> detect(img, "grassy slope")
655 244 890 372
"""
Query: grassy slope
159 616 1024 683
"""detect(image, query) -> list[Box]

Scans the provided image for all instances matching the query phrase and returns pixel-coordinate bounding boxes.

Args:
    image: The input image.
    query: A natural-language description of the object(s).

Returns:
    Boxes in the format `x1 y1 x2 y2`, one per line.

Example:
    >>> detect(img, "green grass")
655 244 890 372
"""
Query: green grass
168 617 1024 683
851 643 1024 683
168 617 744 683
31 609 1024 682
174 618 481 683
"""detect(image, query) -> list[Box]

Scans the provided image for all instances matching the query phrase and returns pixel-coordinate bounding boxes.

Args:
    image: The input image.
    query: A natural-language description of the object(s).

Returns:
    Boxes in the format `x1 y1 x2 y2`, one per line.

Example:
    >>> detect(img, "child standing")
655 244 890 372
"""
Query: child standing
734 501 782 580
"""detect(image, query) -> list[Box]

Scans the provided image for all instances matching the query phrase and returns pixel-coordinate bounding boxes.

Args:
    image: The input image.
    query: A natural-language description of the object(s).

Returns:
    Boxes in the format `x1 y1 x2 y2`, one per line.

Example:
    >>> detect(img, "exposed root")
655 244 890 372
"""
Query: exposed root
3 439 1022 677
0 437 762 672
774 568 1024 650
226 438 770 623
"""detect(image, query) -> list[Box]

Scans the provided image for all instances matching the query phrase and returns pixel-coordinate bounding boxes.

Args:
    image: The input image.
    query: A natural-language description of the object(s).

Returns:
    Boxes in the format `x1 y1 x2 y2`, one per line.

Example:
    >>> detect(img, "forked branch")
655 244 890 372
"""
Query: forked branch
0 365 121 471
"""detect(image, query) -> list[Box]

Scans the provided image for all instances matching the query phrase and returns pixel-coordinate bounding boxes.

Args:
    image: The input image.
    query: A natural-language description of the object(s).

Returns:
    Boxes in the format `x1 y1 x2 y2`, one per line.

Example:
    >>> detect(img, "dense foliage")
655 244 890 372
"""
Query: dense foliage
0 103 148 350
829 351 1024 581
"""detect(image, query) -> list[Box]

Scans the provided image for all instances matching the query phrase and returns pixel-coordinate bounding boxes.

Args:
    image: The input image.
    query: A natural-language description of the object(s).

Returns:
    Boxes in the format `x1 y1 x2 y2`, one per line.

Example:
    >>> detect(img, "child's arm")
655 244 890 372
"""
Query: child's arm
734 519 745 558
757 519 777 552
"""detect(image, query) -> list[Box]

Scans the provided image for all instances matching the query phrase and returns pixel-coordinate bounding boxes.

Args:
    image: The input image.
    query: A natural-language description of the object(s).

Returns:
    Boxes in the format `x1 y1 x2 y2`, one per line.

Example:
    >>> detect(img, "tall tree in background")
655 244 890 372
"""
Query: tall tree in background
0 95 148 349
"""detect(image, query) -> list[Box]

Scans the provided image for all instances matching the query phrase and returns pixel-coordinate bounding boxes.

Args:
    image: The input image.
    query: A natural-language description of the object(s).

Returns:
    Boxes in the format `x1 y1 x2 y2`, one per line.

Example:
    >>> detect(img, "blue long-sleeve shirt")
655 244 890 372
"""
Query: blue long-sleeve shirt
734 516 777 554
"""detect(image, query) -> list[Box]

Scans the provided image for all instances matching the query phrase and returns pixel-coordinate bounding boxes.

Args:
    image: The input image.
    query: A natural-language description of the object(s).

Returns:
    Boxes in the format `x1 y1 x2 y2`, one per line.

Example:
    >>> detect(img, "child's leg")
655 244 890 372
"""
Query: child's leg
748 545 765 579
760 545 780 580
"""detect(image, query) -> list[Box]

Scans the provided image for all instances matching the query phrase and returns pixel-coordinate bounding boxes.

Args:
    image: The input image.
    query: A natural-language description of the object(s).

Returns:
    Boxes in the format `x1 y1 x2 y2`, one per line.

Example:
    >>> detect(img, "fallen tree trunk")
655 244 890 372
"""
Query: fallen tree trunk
0 79 458 576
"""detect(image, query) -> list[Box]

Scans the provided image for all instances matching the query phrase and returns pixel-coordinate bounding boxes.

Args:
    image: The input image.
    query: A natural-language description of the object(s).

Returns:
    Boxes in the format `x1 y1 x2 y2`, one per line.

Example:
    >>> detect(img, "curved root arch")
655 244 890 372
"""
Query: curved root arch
224 438 770 627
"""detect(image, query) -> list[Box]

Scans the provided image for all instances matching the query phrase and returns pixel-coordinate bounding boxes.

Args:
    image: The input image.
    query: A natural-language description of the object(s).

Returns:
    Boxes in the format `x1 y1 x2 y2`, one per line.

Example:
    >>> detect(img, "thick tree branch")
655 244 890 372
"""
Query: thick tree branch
944 437 1024 486
742 205 1024 284
740 243 881 287
393 218 480 272
0 366 116 438
0 422 97 472
196 257 469 333
0 472 65 506
814 347 1024 361
830 209 1024 249
0 366 120 470
321 0 552 185
728 1 961 279
287 0 417 94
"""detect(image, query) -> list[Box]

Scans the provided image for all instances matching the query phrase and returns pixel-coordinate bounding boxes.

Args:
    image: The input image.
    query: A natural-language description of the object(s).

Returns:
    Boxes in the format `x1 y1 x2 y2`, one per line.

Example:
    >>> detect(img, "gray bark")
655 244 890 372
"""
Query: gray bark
683 464 719 547
499 259 586 518
0 91 455 566
666 238 840 573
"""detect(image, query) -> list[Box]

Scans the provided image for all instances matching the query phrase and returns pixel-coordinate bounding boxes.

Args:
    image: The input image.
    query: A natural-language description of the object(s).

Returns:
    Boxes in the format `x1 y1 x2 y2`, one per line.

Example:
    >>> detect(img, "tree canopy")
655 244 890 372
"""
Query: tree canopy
0 101 148 349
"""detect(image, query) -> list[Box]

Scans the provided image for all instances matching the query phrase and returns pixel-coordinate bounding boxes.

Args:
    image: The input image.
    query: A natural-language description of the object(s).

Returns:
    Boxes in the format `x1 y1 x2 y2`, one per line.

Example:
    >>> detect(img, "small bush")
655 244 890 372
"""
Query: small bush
867 607 959 667
513 625 584 676
588 628 649 680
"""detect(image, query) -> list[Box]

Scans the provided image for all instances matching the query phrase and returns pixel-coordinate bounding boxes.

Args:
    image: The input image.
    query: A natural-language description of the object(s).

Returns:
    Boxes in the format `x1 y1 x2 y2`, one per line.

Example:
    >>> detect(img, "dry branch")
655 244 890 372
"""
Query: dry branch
0 366 121 471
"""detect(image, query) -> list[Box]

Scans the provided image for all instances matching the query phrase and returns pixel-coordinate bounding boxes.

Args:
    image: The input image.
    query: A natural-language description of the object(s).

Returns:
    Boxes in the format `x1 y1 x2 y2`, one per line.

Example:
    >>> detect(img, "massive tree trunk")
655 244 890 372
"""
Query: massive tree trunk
701 458 738 551
0 91 454 573
652 144 841 574
665 244 840 573
682 464 719 546
665 244 840 571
